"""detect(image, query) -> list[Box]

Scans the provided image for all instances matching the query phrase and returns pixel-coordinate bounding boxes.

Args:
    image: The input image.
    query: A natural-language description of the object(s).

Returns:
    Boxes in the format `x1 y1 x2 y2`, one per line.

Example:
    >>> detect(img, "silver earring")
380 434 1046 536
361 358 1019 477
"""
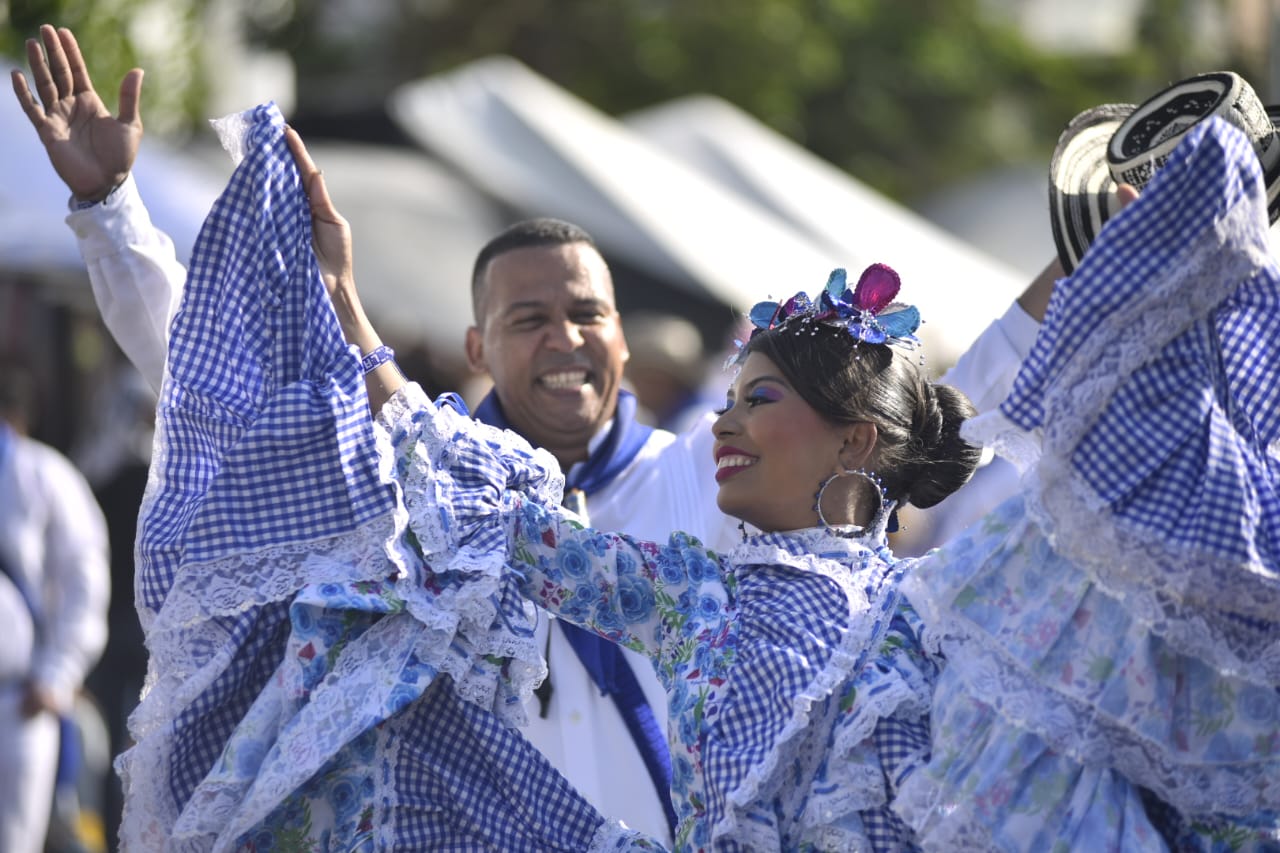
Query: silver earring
813 468 888 533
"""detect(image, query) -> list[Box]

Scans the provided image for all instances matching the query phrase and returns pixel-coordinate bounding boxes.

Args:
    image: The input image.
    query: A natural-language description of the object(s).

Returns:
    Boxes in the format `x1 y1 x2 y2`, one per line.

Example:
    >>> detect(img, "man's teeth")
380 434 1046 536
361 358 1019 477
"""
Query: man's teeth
717 455 756 470
542 371 589 390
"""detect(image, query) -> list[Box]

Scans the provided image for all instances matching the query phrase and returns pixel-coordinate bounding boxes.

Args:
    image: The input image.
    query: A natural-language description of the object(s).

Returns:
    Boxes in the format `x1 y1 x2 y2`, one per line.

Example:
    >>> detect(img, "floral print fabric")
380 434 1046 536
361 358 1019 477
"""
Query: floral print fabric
896 119 1280 851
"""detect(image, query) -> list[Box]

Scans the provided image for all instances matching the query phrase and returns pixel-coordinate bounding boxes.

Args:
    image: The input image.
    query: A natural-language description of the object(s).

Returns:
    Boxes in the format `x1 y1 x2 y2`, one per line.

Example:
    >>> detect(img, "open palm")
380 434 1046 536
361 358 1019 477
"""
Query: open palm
11 24 142 201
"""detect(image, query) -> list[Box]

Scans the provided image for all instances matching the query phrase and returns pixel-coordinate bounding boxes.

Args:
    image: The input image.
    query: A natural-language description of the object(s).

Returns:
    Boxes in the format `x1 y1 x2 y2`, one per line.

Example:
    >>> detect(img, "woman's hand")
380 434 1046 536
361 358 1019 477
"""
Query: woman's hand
285 126 404 409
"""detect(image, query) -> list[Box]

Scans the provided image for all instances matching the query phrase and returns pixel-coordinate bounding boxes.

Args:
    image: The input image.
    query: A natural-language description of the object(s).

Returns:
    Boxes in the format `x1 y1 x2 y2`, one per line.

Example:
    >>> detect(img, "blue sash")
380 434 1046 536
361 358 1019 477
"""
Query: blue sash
0 424 81 790
472 389 676 834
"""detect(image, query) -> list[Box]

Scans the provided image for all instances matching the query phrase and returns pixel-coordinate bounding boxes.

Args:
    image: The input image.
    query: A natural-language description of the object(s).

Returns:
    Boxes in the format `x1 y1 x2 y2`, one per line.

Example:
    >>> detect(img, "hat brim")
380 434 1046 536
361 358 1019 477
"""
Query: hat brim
1049 103 1134 275
1051 100 1280 276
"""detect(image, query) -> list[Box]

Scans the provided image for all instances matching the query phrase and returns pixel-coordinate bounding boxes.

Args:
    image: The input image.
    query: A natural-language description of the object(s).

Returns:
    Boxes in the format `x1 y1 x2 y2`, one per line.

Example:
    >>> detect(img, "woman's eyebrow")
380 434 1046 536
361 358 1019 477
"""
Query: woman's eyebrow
741 374 789 392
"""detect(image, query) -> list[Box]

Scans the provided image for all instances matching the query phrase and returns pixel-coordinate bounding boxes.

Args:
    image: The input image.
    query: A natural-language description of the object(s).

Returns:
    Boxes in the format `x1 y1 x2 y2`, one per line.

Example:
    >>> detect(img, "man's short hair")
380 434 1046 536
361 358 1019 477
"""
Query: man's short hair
470 218 598 320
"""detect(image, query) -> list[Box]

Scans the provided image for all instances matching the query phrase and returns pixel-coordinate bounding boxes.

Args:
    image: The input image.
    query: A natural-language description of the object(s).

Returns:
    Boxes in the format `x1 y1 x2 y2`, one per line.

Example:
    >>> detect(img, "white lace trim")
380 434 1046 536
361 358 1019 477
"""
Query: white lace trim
710 533 929 848
966 196 1280 685
1033 197 1280 685
209 107 256 166
586 818 661 851
900 536 1280 828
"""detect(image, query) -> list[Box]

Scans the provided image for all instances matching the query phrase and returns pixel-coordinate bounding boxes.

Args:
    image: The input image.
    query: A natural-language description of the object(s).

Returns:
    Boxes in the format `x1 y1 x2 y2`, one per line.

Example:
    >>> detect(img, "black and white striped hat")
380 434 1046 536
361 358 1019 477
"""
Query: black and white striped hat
1049 71 1280 274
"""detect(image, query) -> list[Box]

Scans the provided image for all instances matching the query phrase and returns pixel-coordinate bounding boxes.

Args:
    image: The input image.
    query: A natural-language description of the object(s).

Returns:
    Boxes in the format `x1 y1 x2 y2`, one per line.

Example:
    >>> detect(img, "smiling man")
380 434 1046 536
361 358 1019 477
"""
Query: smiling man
466 222 630 469
458 219 732 843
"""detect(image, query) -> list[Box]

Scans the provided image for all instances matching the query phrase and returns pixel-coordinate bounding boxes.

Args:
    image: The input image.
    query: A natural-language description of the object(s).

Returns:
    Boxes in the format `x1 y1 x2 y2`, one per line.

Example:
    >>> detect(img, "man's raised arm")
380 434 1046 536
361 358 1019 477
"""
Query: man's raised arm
13 23 184 391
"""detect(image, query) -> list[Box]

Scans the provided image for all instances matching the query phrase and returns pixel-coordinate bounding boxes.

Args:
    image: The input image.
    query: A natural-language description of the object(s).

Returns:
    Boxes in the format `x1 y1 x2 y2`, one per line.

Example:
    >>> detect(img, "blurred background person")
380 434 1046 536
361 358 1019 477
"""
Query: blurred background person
622 310 718 431
0 360 109 853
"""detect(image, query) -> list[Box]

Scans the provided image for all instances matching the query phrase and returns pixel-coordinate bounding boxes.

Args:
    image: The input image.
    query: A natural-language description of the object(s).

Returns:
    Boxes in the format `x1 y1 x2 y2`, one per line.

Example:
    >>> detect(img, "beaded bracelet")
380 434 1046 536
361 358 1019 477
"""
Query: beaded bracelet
360 344 397 374
71 179 127 210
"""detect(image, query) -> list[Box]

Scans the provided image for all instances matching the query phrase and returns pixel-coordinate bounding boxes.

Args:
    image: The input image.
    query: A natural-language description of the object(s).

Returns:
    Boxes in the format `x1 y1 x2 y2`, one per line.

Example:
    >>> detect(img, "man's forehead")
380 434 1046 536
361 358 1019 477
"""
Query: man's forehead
484 244 615 305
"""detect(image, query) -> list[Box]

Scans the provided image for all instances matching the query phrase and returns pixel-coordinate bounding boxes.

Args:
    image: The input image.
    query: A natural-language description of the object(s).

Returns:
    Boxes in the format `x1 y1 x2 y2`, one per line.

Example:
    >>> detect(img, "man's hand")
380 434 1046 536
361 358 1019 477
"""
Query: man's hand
1018 184 1140 321
11 24 143 202
19 681 61 719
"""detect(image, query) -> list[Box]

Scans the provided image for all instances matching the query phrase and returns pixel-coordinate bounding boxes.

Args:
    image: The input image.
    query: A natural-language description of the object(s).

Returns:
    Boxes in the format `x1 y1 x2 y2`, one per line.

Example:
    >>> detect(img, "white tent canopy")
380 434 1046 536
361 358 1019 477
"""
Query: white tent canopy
389 57 846 312
389 57 1027 361
1 65 225 278
624 95 1030 356
2 68 501 363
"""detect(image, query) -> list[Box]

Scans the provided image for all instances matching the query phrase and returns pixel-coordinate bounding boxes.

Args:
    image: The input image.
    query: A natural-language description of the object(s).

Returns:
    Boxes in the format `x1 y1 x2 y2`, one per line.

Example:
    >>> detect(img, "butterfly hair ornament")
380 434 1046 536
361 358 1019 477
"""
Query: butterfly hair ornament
729 263 923 366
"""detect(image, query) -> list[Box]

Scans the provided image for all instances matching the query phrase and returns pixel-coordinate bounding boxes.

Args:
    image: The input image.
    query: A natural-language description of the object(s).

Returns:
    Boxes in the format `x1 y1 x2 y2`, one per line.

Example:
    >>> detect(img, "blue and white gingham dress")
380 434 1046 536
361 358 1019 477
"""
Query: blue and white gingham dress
381 384 942 852
119 102 653 852
897 118 1280 850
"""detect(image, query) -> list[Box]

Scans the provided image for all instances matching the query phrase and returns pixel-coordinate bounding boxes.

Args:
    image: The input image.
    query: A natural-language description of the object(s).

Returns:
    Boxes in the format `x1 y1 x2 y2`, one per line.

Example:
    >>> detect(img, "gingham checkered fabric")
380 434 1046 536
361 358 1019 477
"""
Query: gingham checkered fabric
137 102 389 617
131 101 391 821
1000 117 1280 576
127 104 643 851
706 534 935 851
386 678 614 850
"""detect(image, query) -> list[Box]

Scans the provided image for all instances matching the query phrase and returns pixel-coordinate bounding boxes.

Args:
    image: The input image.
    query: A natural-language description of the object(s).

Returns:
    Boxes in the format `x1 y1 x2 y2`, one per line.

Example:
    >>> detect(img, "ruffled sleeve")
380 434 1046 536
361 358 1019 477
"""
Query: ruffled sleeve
380 383 717 662
965 116 1280 682
899 117 1280 850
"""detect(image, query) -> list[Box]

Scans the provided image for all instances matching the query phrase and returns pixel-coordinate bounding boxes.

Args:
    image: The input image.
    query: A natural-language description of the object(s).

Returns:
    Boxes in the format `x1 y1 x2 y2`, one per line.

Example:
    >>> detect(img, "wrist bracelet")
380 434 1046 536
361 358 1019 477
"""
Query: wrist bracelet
360 344 397 374
71 178 126 211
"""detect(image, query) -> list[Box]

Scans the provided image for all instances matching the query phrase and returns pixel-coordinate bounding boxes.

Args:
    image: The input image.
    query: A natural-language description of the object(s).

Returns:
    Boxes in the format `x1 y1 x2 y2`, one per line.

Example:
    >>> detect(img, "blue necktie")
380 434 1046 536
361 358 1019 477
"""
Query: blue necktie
472 390 677 834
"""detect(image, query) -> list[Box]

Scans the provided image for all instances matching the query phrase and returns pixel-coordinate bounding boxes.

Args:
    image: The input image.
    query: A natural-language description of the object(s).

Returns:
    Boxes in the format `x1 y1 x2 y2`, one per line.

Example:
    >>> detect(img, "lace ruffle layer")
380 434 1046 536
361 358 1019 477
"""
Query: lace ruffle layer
706 533 935 851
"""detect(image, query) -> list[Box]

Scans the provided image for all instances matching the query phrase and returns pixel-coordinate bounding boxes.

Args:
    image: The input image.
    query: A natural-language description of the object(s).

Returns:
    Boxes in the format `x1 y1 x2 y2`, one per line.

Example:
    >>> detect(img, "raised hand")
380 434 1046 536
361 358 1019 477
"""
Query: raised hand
285 126 355 302
11 24 143 201
284 126 404 408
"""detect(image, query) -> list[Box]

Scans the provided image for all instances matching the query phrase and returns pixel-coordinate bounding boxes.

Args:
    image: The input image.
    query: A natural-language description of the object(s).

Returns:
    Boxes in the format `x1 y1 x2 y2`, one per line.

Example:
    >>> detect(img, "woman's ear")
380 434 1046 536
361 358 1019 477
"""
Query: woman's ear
837 422 877 471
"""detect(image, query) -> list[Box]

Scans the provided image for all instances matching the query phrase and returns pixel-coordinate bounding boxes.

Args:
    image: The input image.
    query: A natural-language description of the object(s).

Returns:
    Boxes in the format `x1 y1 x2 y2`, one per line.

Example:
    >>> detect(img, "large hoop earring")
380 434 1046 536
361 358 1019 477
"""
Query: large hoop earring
814 468 888 534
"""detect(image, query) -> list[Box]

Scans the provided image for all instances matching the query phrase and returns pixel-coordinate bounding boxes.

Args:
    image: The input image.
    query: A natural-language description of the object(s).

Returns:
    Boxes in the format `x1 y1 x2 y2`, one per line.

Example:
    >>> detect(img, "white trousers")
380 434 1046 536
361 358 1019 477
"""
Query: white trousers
0 686 59 853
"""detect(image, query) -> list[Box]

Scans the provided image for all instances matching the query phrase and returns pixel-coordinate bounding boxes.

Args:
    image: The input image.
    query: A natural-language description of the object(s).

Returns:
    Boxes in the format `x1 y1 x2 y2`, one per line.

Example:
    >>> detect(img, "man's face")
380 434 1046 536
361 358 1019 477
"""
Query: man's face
465 242 629 465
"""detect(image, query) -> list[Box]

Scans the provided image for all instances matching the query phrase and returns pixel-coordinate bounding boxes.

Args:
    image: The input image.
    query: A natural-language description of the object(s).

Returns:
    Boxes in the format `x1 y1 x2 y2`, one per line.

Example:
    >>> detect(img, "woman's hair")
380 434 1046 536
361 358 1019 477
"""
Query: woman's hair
745 324 981 509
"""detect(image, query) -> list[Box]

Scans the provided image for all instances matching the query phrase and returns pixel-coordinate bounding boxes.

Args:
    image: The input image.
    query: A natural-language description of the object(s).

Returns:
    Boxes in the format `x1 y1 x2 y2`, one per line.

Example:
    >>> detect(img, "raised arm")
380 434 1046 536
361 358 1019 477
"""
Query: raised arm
13 24 183 391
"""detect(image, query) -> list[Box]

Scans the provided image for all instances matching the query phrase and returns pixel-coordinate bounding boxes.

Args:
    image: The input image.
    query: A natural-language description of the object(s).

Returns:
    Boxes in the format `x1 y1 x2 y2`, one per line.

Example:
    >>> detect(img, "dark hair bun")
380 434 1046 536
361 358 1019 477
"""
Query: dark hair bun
901 383 981 509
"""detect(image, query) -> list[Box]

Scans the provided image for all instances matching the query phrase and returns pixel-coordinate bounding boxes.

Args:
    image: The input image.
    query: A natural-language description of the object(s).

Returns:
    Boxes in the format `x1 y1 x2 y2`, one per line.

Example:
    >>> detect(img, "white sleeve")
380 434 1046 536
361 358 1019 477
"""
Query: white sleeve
31 450 109 708
65 174 187 393
939 301 1040 414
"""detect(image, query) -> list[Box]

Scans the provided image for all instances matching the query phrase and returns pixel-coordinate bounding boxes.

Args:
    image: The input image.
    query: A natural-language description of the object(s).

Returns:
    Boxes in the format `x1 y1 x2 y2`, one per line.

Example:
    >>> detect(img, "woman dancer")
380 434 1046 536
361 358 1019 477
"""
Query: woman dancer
324 112 1280 851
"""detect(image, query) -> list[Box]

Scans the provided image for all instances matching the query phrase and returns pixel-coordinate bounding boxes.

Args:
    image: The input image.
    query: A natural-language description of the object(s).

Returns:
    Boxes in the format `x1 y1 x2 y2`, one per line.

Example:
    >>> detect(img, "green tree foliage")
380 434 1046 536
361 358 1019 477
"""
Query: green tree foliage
3 0 206 135
255 0 1253 203
9 0 1255 202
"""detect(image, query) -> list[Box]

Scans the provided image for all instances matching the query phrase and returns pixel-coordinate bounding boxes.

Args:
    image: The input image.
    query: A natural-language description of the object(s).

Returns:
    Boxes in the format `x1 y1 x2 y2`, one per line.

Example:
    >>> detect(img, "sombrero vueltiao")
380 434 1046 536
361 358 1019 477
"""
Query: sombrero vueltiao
1049 71 1280 273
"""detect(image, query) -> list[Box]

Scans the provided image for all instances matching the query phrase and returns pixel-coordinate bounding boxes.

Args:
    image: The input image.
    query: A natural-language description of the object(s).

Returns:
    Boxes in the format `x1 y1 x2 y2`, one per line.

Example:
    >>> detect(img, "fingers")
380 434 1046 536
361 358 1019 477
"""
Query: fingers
57 27 94 96
285 126 337 215
39 24 73 101
10 70 44 124
24 33 57 107
118 68 145 126
1116 183 1140 209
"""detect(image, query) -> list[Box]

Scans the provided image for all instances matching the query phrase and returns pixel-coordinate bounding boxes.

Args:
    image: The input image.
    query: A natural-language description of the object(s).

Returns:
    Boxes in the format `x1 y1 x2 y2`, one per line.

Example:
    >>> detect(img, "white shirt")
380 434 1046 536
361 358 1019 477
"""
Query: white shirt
65 175 1035 840
0 426 109 709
